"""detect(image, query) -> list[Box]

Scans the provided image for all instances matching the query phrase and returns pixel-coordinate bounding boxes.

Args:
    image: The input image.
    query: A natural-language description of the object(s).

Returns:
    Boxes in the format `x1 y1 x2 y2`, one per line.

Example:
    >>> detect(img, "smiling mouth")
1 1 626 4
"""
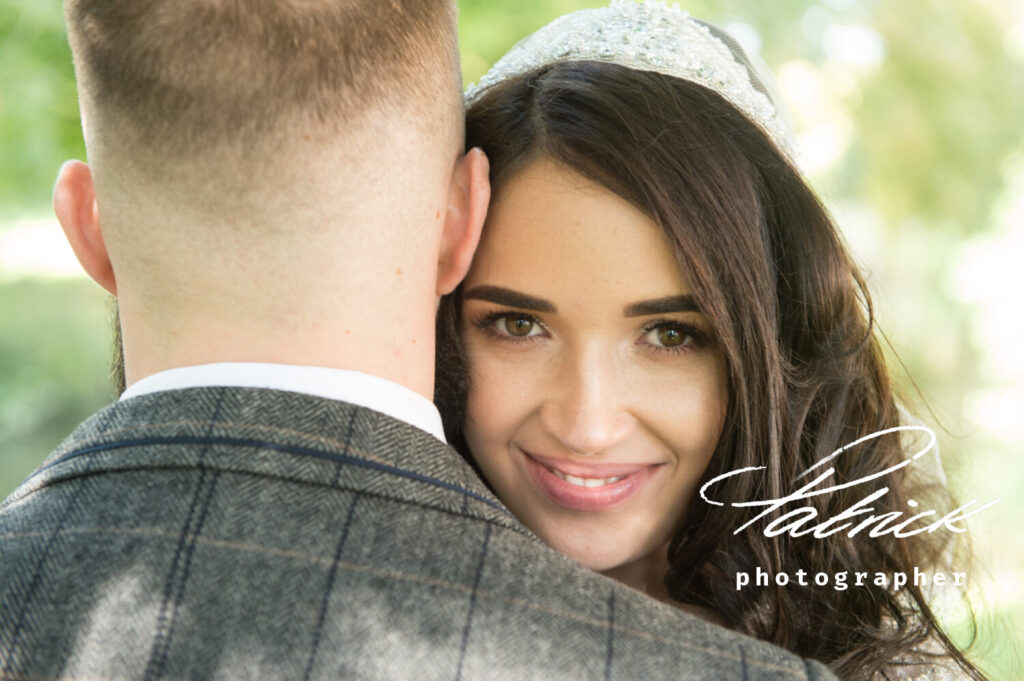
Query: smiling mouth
545 467 625 487
521 450 662 511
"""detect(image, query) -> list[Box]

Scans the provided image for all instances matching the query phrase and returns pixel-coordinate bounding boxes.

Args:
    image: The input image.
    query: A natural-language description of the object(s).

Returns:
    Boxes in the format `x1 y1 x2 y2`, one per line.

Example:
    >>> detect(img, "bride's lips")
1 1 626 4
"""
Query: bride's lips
521 450 663 512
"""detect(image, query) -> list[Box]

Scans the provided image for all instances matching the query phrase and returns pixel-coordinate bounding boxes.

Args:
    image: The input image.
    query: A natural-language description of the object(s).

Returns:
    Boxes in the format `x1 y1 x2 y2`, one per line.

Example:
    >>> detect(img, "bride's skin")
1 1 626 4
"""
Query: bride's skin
460 156 728 601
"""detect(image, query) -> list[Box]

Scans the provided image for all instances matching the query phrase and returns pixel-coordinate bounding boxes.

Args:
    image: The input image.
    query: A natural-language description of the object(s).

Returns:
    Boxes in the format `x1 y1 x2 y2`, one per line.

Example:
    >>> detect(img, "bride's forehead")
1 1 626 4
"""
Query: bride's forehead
486 158 645 234
469 161 689 297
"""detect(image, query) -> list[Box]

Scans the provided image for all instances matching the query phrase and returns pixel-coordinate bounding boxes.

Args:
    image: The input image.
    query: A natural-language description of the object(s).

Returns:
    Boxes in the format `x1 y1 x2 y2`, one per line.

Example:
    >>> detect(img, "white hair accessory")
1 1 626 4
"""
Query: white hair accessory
466 0 797 156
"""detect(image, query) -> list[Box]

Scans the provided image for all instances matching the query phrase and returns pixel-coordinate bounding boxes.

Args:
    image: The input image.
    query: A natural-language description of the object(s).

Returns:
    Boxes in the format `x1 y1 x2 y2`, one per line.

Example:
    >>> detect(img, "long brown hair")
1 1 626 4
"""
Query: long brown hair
435 62 984 680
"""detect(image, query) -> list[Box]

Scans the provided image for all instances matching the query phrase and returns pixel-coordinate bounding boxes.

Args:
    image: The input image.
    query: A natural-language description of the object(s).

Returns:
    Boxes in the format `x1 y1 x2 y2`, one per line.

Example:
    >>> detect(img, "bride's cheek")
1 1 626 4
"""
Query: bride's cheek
469 355 544 442
464 354 515 434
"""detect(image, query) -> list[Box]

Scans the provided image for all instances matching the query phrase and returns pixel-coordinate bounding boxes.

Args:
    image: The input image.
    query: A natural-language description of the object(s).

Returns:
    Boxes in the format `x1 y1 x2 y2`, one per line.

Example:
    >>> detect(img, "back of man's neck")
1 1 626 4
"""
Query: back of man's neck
118 276 440 400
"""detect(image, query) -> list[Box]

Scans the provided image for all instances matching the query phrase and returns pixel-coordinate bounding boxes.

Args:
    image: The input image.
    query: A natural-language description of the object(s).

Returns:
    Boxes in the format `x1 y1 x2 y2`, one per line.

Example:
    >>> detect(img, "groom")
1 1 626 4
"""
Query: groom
0 1 836 679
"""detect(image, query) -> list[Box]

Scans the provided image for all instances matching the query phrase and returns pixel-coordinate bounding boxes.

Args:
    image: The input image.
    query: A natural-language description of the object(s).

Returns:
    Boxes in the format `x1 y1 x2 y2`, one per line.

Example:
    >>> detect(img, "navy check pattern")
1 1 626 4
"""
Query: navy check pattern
0 387 838 680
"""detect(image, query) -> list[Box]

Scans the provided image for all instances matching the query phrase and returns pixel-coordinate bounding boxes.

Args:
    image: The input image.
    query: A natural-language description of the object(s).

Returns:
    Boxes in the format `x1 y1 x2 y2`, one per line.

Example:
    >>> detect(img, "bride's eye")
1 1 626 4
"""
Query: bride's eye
501 315 539 337
639 320 708 354
474 311 547 343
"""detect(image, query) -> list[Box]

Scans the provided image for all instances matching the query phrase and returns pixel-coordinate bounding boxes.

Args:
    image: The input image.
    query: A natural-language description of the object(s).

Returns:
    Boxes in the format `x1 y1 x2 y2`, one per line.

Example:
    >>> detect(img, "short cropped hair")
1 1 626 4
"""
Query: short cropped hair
66 0 459 157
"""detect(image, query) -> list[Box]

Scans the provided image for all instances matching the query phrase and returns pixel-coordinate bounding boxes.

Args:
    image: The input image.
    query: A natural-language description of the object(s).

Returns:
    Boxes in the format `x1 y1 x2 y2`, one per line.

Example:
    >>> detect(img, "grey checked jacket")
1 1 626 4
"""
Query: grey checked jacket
0 387 838 680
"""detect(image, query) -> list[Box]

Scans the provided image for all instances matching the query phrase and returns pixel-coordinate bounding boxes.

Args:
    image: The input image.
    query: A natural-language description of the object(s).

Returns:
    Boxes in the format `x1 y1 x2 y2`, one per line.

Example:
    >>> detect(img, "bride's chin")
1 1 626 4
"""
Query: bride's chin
540 533 678 603
543 537 637 574
574 553 625 573
527 519 664 581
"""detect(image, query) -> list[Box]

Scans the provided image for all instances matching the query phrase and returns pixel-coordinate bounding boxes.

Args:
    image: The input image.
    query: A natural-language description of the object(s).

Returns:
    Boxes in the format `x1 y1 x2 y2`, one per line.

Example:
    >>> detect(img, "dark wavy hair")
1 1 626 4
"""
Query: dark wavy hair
435 62 985 680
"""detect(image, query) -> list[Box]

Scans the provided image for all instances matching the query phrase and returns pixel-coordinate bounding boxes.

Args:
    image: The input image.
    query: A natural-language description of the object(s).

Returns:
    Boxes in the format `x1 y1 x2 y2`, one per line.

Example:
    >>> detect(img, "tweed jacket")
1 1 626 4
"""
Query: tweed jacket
0 387 837 680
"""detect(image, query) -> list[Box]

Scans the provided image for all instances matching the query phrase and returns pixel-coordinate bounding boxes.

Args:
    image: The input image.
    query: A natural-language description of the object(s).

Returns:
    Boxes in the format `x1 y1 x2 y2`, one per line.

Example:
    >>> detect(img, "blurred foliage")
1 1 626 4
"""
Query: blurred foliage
1 0 1022 677
0 279 114 487
0 2 85 214
853 1 1024 234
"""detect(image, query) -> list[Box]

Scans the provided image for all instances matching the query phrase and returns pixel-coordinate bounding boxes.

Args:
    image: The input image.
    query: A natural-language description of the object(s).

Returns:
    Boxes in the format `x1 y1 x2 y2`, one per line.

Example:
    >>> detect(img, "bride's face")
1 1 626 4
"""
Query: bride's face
460 157 728 583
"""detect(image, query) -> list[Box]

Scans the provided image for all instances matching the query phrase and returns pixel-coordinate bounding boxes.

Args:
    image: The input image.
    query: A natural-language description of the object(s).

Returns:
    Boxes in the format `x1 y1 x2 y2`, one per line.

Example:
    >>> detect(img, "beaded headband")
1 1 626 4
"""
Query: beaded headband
465 0 797 156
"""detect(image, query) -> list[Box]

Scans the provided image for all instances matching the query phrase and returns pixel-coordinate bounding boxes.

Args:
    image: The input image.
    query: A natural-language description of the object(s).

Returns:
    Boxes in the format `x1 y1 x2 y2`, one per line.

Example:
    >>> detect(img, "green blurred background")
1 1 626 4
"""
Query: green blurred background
2 0 1022 676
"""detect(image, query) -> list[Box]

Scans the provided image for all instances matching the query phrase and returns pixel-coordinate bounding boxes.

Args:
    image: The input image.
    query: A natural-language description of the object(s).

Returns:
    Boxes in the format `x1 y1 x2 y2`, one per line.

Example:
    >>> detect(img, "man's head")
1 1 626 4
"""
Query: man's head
67 0 466 166
55 0 489 395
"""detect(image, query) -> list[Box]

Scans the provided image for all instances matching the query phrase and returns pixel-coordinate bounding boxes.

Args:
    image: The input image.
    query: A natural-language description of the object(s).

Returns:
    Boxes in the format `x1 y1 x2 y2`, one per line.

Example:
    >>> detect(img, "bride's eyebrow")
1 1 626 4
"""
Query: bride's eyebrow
624 295 700 317
462 285 557 312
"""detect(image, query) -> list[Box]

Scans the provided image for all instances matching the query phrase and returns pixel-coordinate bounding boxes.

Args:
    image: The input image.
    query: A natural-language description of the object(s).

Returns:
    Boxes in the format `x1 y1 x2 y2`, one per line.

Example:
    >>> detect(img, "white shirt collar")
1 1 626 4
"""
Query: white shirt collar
119 362 446 443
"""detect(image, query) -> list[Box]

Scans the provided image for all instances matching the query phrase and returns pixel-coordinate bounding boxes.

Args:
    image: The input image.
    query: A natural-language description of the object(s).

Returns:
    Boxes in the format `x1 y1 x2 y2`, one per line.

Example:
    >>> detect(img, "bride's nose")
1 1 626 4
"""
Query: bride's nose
538 348 637 455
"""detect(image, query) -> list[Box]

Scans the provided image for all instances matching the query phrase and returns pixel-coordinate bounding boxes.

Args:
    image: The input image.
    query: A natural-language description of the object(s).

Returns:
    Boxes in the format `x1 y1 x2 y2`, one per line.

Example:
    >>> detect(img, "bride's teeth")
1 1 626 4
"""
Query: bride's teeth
549 468 624 487
565 473 586 486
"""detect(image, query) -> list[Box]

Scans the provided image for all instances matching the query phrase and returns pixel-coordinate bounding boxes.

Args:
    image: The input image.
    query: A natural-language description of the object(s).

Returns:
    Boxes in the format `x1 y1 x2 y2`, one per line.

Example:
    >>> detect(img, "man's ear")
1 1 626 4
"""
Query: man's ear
54 160 117 296
436 147 490 296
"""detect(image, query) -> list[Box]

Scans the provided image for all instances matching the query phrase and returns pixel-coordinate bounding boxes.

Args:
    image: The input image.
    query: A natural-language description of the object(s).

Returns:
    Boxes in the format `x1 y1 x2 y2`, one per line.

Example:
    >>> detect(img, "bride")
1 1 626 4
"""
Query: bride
435 2 987 680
